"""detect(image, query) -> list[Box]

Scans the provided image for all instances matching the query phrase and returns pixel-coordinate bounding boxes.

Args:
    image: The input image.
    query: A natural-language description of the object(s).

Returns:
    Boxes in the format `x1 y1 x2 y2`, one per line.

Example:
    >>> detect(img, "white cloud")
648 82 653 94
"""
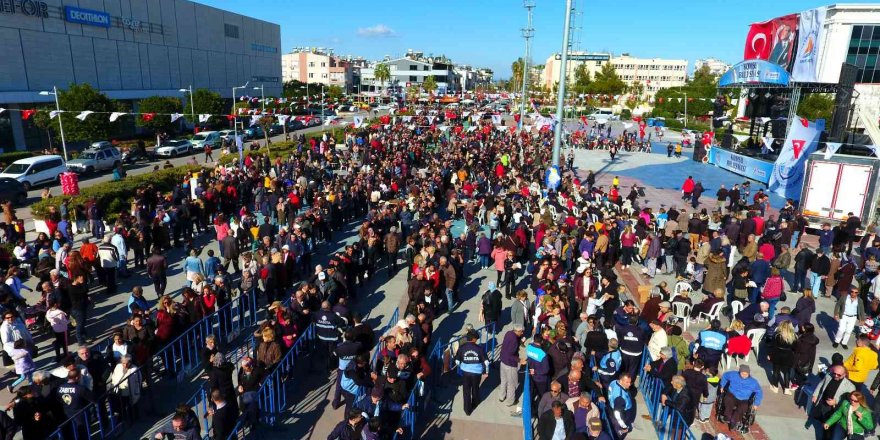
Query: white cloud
357 24 397 38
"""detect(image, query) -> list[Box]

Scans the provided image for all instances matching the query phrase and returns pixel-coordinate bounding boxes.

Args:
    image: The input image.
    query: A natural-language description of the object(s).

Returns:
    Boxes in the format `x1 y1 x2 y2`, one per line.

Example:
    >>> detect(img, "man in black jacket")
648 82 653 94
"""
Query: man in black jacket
209 388 237 440
480 283 502 326
537 401 575 440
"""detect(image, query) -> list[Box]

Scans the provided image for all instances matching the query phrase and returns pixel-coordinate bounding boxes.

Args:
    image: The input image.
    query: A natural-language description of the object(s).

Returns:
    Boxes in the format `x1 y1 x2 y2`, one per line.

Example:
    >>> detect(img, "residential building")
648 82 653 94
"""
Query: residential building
281 47 354 90
694 58 732 76
540 52 688 96
0 0 281 151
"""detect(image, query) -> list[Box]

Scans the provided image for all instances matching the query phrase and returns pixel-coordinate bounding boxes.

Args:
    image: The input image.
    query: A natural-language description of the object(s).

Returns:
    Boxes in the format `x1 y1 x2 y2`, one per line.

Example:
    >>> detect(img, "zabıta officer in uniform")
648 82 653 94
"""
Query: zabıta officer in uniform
454 330 489 416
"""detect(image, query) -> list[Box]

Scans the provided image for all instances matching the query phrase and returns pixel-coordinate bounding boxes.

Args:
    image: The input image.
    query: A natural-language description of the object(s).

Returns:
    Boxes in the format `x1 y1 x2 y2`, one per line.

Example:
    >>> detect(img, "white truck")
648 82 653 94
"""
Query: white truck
799 151 880 231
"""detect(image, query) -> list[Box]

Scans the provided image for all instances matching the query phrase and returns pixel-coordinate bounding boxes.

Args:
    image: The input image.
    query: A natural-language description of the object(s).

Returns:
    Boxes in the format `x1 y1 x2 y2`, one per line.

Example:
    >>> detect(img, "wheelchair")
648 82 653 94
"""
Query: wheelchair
714 384 757 434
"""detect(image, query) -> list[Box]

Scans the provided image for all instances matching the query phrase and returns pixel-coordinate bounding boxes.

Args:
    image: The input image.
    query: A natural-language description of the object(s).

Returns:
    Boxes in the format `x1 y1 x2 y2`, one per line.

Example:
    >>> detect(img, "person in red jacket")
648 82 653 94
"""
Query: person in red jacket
681 176 695 201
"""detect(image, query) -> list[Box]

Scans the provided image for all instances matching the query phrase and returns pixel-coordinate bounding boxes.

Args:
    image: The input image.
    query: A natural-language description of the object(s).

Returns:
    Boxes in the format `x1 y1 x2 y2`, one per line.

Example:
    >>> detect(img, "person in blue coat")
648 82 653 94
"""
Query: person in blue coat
608 374 635 439
454 331 489 416
527 334 552 397
719 365 763 429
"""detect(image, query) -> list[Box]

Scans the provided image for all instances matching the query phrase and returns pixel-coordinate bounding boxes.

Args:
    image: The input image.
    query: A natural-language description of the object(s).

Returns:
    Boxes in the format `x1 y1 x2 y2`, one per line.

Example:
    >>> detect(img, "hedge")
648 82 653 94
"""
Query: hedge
30 165 201 221
217 128 346 166
0 151 35 167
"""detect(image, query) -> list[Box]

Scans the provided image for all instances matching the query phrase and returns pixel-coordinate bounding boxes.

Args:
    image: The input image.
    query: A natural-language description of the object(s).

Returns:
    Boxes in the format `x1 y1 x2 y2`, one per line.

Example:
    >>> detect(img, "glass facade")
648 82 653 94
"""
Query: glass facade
847 25 880 83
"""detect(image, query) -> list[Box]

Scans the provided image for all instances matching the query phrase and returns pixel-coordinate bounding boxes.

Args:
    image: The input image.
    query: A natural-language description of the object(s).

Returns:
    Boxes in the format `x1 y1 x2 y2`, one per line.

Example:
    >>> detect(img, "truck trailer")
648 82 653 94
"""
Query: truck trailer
799 151 880 232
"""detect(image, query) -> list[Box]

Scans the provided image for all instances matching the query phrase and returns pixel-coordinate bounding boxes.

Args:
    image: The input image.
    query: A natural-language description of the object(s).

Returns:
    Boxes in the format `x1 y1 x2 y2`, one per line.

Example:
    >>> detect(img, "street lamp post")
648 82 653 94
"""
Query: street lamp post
551 0 574 167
39 86 67 162
253 85 265 112
232 82 249 168
519 1 535 132
178 85 194 131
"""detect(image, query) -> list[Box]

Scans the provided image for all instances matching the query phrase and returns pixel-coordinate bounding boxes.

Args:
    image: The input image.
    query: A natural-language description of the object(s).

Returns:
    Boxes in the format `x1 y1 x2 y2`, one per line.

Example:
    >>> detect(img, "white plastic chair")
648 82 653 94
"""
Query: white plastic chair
745 328 766 362
673 281 692 299
672 302 692 329
698 302 724 324
731 300 745 318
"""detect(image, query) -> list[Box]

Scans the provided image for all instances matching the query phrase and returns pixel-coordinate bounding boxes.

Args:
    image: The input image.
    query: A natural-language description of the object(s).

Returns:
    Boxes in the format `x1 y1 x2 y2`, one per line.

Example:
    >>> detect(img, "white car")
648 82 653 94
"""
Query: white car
0 155 66 191
155 139 192 157
218 130 235 142
189 131 220 151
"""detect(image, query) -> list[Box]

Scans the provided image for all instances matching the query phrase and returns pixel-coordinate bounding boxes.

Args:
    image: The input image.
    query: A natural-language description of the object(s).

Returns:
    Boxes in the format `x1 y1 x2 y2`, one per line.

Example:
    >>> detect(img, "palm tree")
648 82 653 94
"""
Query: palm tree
510 58 525 93
422 76 437 96
374 63 391 93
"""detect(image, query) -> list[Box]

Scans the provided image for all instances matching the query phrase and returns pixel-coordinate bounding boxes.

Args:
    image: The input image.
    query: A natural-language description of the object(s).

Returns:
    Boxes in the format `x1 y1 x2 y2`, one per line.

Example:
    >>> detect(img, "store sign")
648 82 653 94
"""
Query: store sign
64 6 110 28
0 0 49 18
122 17 142 31
719 60 790 87
554 53 609 61
251 76 279 83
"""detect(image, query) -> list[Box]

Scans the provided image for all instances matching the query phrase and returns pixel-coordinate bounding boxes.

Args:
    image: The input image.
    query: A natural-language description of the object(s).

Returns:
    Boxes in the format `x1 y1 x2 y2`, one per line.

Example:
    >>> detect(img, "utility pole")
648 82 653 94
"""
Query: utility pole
518 0 535 132
552 0 574 167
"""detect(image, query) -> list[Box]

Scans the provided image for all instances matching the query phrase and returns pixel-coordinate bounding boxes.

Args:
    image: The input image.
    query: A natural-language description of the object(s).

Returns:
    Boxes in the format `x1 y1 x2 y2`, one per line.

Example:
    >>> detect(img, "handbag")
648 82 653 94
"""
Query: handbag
780 292 787 302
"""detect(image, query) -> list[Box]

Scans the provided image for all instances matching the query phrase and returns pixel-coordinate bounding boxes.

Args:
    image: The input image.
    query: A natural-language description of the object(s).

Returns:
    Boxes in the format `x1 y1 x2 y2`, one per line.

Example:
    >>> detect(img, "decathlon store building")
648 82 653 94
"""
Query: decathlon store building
0 0 281 151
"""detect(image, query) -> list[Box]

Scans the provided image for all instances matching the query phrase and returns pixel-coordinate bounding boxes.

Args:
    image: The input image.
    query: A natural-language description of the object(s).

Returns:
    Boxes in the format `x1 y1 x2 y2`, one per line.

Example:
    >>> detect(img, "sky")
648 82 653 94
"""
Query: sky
199 0 873 79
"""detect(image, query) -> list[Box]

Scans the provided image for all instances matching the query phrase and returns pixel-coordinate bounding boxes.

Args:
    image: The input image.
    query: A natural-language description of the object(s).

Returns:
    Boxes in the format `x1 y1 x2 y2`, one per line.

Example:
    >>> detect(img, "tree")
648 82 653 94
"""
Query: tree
572 64 592 95
257 115 275 149
586 63 627 96
32 83 122 142
422 76 437 95
510 58 525 92
374 63 391 92
629 81 645 100
187 88 225 126
137 96 182 134
797 93 835 122
327 85 344 101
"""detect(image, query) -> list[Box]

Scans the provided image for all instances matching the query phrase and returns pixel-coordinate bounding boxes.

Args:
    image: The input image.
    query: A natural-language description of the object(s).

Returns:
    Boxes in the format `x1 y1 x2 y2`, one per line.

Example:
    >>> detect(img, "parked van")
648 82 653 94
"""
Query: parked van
0 155 66 190
190 131 220 150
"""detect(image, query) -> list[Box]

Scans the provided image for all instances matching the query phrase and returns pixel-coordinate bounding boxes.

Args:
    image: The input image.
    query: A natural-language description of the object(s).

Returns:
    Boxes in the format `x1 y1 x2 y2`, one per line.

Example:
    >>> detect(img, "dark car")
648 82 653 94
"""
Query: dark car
268 124 284 136
287 120 305 131
0 177 27 206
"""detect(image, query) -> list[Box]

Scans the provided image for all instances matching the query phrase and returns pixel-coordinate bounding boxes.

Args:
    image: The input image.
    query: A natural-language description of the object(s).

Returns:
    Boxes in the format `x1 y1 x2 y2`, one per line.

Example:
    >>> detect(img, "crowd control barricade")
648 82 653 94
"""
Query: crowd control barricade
46 369 142 440
390 379 424 440
638 352 696 440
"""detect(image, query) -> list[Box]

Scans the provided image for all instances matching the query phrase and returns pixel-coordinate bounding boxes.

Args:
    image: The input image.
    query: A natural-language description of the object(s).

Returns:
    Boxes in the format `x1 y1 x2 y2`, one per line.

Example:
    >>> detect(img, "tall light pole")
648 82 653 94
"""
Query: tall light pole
232 81 249 168
178 85 194 130
551 0 574 166
39 86 67 162
253 85 265 112
519 0 535 132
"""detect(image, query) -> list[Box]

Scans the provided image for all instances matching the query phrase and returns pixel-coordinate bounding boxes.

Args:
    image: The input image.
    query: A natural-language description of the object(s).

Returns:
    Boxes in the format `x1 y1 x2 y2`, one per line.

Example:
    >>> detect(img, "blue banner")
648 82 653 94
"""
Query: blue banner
64 6 111 28
719 60 790 87
708 147 774 184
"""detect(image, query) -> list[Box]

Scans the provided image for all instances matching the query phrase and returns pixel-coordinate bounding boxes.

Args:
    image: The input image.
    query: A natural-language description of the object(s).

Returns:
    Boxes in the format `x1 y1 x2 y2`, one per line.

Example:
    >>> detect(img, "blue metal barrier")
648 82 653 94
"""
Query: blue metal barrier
48 292 258 440
46 369 142 440
256 323 316 425
638 352 696 440
522 370 533 440
391 379 423 440
428 322 497 381
369 307 400 369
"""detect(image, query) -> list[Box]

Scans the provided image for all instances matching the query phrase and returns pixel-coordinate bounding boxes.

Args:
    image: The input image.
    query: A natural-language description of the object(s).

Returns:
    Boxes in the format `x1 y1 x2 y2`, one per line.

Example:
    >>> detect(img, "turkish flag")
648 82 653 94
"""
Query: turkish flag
792 139 806 159
142 113 155 122
508 126 516 134
226 114 235 121
482 126 491 134
454 126 463 134
445 111 456 119
744 20 774 60
379 115 390 124
579 116 588 125
513 114 520 123
305 116 312 124
21 109 36 120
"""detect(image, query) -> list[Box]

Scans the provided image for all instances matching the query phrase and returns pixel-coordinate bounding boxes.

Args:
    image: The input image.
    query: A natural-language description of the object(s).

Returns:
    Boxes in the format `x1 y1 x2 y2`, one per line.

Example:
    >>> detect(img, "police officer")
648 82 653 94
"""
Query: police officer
597 338 622 388
56 369 94 439
332 330 363 410
608 373 635 439
617 316 645 381
454 331 489 416
314 300 345 370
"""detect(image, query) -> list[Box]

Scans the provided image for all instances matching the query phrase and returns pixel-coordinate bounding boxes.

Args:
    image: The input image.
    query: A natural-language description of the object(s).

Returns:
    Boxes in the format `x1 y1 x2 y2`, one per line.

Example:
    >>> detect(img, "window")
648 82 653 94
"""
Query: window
409 65 417 71
410 76 417 82
849 25 880 83
423 66 429 71
308 62 314 67
321 62 326 67
224 24 239 39
308 73 314 78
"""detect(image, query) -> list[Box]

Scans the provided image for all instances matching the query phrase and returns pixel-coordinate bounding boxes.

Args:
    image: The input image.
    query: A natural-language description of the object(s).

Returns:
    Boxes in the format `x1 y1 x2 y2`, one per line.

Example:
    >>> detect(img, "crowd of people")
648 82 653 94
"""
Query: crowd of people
0 106 879 440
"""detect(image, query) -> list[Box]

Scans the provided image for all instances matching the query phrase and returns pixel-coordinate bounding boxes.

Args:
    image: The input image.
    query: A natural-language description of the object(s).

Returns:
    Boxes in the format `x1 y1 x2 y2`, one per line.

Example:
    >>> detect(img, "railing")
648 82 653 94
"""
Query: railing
522 370 533 440
391 379 424 440
47 292 258 440
638 352 696 440
369 307 400 369
427 322 497 383
224 323 317 439
46 369 142 440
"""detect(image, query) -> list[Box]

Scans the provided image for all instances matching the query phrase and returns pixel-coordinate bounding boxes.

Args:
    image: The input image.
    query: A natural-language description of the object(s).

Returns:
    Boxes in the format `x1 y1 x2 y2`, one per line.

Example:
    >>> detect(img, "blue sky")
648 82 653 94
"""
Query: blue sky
200 0 868 78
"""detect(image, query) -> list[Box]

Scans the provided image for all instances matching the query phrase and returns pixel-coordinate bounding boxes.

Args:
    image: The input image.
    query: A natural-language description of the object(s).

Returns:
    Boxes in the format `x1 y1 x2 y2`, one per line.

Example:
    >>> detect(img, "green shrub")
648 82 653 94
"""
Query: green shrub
0 151 35 167
620 109 632 120
30 165 201 221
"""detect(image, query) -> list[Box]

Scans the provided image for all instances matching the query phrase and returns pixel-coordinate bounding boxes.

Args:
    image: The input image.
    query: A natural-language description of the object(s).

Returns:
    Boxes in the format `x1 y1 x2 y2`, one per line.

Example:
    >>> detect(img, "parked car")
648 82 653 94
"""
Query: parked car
268 124 284 136
0 155 66 191
155 139 192 157
0 177 27 205
65 142 121 174
243 126 265 140
190 131 221 150
287 120 305 131
217 130 235 143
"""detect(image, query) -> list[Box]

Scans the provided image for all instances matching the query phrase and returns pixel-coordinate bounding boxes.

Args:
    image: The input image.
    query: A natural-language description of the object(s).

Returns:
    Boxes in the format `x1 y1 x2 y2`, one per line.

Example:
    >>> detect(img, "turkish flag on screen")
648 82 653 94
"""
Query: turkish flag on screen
744 21 774 60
